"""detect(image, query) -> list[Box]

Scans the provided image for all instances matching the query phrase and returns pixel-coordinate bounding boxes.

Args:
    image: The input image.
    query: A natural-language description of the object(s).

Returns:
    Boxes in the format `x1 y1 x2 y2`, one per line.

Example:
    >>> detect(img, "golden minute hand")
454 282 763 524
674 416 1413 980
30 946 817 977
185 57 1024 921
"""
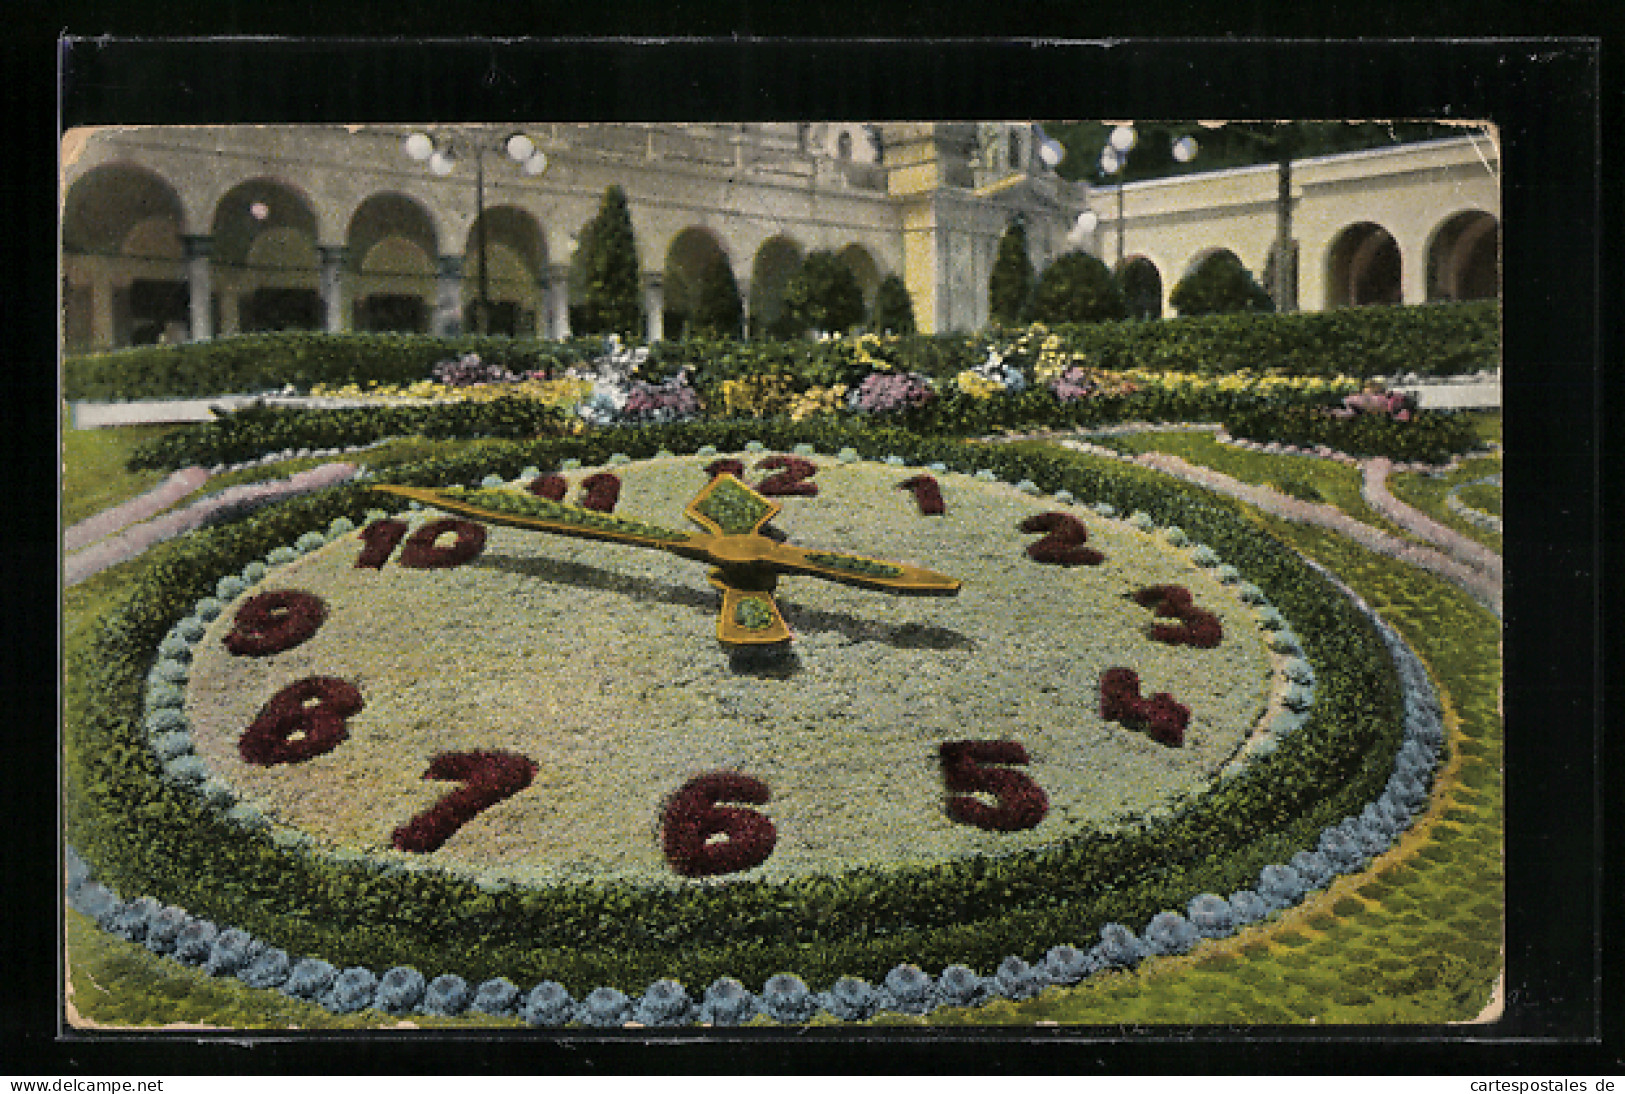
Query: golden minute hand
370 484 697 552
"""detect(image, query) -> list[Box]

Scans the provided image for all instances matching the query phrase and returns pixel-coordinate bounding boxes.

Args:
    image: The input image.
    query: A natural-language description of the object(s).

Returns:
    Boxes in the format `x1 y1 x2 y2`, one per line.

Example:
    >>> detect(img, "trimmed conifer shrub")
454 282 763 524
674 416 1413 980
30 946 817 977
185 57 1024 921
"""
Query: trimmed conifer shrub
988 221 1035 327
869 274 916 335
1170 250 1274 316
781 251 865 336
575 186 643 336
689 255 744 338
1027 251 1128 324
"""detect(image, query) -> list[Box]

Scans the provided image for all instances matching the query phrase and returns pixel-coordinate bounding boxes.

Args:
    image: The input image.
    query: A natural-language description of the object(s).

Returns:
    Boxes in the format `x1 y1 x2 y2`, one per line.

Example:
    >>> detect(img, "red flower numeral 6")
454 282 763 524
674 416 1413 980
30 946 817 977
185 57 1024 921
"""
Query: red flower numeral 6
661 772 777 877
391 749 538 854
223 589 328 656
1019 512 1104 566
354 517 488 570
938 740 1049 831
238 675 364 766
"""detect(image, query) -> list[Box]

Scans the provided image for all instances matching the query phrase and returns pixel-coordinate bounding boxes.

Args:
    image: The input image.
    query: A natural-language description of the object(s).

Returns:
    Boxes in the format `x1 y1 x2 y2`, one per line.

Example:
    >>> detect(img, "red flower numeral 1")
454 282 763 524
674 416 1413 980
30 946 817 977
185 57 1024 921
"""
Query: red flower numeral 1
239 676 364 766
356 517 487 569
661 772 777 877
391 749 538 853
223 589 328 656
898 474 946 516
1099 667 1189 747
755 455 818 496
703 458 746 480
527 471 621 511
1132 585 1223 649
938 740 1049 831
526 473 568 501
354 519 409 569
1020 512 1105 566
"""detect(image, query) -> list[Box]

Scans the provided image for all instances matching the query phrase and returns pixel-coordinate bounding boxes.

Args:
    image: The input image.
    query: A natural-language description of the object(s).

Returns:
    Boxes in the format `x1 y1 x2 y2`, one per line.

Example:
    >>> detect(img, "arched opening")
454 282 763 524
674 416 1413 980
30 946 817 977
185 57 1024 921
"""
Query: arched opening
836 243 882 318
346 193 439 333
749 236 804 339
1117 256 1163 319
213 178 321 334
663 227 731 339
1427 210 1499 302
61 163 188 350
1326 222 1403 307
463 205 548 336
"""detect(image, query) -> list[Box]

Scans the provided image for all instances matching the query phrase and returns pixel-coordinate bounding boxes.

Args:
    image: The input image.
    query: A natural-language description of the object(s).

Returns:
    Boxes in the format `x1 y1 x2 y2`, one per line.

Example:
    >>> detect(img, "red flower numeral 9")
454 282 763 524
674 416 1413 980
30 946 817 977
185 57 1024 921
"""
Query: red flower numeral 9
238 676 364 766
898 474 946 516
1132 585 1223 649
355 517 488 570
1020 512 1104 566
938 740 1049 831
661 772 777 877
1099 667 1189 747
223 589 328 656
391 749 538 853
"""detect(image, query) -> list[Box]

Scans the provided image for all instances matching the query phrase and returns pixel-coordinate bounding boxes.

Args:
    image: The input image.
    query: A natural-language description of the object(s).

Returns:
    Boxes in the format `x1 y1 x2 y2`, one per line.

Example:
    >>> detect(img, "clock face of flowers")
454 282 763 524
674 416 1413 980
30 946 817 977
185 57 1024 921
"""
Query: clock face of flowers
183 454 1280 888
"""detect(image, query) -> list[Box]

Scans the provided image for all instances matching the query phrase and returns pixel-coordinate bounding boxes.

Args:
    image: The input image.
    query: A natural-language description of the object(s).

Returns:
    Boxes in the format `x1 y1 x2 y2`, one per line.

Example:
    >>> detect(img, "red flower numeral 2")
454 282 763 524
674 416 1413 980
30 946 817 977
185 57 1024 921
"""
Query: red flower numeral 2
704 456 819 496
239 676 364 766
1132 585 1223 648
223 590 328 656
1099 667 1189 747
898 474 946 515
527 472 621 512
354 517 487 570
938 740 1049 831
1020 512 1104 566
391 749 538 853
661 772 777 877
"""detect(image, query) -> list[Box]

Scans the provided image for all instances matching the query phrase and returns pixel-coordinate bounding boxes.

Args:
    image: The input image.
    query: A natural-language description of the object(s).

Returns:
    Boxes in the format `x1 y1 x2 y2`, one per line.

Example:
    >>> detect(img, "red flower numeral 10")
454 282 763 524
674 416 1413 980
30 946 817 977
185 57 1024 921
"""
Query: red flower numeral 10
1099 667 1189 747
660 771 777 877
898 474 946 515
223 590 328 656
704 456 819 496
938 740 1049 831
354 517 488 570
391 750 539 853
1019 512 1104 566
239 676 364 766
1132 585 1223 648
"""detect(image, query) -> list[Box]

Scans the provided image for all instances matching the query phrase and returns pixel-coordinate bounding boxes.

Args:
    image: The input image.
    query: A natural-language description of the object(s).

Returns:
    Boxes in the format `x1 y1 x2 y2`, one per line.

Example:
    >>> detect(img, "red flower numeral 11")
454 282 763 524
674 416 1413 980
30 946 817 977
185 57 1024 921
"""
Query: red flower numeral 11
938 740 1049 831
661 772 777 877
391 750 538 853
354 517 488 570
527 472 621 511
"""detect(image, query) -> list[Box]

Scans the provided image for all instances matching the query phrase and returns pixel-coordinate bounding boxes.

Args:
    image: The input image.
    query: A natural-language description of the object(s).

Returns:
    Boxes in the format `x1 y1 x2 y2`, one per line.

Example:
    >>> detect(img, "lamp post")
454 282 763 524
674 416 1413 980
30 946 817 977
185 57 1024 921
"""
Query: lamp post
1096 124 1199 269
404 129 549 335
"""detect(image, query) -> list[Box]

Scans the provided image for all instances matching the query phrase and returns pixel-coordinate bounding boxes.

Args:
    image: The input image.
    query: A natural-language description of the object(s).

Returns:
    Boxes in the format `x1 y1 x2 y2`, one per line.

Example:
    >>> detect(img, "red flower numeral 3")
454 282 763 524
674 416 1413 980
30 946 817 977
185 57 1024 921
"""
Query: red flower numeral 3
938 740 1049 831
898 474 946 515
1099 667 1189 747
661 772 777 877
526 472 622 512
1020 512 1104 566
391 750 538 853
239 676 364 766
223 590 327 656
1132 585 1223 648
704 456 819 496
354 517 487 570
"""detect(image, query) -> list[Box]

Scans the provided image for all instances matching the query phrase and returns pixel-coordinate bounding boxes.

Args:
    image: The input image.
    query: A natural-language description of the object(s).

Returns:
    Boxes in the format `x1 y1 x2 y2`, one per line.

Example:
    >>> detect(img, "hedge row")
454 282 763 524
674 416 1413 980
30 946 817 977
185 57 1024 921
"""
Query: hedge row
64 302 1499 401
1224 406 1480 464
65 418 1406 994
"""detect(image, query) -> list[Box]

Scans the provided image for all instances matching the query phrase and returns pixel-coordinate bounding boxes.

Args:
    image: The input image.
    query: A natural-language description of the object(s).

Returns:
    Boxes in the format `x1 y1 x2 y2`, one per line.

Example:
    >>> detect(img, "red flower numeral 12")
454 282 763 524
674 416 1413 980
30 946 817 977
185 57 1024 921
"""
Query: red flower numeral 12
354 517 488 570
661 772 777 877
938 740 1049 831
391 750 538 853
704 456 819 496
1020 512 1104 566
239 676 364 766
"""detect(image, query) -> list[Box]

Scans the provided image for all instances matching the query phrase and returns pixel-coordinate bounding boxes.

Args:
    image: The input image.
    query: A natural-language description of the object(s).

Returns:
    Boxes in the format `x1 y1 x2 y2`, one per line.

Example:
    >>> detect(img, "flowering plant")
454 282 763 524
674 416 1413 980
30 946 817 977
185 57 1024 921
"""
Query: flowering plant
953 349 1028 399
1332 385 1416 422
848 370 935 413
431 353 519 387
621 369 701 423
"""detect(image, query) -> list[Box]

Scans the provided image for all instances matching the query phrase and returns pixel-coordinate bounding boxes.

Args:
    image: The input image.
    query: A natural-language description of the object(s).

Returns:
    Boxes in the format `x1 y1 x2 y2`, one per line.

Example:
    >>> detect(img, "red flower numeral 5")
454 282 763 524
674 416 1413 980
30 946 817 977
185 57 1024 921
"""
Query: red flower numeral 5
938 740 1049 831
661 771 777 877
223 590 328 656
238 675 364 766
354 517 488 570
1019 512 1104 566
1132 585 1223 649
527 471 621 512
704 456 819 496
392 749 538 854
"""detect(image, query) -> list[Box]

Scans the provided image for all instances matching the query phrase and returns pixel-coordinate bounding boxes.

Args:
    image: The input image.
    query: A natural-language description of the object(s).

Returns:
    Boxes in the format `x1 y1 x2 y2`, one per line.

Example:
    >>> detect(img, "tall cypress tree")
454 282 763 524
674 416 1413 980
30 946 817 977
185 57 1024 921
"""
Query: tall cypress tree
869 274 916 334
782 251 865 336
577 186 643 336
987 221 1034 327
690 255 744 337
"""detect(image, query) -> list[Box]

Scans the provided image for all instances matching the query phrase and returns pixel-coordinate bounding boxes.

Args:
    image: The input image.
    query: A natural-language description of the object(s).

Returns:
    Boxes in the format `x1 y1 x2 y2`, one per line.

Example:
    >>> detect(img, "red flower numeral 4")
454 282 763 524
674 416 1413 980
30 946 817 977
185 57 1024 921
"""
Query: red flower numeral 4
661 772 777 877
938 740 1049 831
898 474 946 516
239 675 364 766
527 472 622 512
391 750 538 853
1132 585 1223 648
1020 512 1104 566
1099 667 1189 747
223 589 327 656
704 456 819 496
354 517 487 570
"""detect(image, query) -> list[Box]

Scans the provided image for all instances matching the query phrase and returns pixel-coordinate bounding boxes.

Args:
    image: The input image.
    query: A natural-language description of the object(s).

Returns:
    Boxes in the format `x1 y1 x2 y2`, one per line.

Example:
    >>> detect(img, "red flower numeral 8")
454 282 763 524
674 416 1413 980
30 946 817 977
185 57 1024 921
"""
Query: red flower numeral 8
223 589 328 656
391 749 538 853
238 676 364 766
1019 512 1104 566
938 740 1049 831
661 772 777 877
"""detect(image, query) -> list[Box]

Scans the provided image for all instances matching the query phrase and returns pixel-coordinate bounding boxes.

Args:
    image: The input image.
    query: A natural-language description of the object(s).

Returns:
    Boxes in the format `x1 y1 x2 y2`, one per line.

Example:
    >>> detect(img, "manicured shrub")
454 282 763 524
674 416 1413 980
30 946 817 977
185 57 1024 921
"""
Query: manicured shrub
993 955 1049 1001
699 978 760 1026
1042 944 1099 986
936 964 993 1008
1028 251 1127 325
1097 923 1147 968
782 251 865 336
1289 850 1336 888
988 221 1035 327
522 981 578 1027
689 256 744 339
759 973 819 1023
470 977 522 1017
579 986 634 1028
1170 250 1273 317
106 897 159 943
173 919 219 965
1142 911 1201 956
1186 893 1236 938
817 976 885 1022
374 966 427 1015
1228 890 1271 925
1257 864 1308 909
881 963 938 1015
238 947 292 990
575 187 643 337
633 979 697 1027
423 974 472 1017
869 274 916 335
1224 405 1478 464
203 928 260 976
321 967 379 1015
142 905 190 954
281 958 337 1000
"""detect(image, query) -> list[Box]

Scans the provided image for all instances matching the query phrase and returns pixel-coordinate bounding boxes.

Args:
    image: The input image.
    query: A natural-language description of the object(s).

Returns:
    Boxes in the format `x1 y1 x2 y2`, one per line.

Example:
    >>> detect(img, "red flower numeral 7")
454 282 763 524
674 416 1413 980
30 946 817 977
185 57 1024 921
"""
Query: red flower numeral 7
391 750 538 853
661 772 777 877
938 740 1049 831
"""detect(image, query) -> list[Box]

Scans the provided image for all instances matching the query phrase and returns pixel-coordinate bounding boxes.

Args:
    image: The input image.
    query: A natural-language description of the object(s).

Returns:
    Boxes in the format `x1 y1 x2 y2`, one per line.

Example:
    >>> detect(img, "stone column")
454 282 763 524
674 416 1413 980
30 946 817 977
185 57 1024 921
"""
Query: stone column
319 245 349 333
545 263 572 341
435 254 464 336
1400 237 1428 306
182 235 214 342
736 278 751 339
641 271 664 343
219 292 241 337
90 267 115 350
